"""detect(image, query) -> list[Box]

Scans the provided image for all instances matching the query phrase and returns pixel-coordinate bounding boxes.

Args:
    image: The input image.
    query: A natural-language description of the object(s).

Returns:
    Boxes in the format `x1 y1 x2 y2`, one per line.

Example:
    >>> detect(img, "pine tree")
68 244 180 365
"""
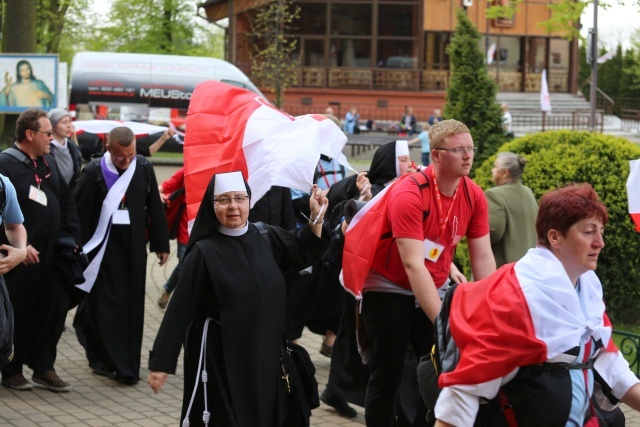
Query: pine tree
445 9 506 172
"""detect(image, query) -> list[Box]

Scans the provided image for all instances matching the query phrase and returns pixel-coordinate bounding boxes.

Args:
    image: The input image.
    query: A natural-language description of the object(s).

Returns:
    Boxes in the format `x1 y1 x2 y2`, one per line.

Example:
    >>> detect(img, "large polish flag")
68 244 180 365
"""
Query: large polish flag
183 81 351 220
439 247 619 389
628 159 640 232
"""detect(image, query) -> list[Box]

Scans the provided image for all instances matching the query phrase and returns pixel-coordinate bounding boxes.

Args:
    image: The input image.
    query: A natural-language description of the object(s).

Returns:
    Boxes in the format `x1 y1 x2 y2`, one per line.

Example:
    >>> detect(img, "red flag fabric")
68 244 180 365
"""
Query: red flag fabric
340 175 410 298
440 247 617 388
439 265 548 387
183 81 350 222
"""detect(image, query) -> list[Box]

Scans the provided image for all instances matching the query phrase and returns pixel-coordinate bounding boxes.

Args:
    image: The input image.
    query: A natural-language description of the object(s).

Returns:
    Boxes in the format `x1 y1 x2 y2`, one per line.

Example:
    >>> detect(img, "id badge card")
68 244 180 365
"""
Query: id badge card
29 185 47 206
423 239 444 262
112 209 131 225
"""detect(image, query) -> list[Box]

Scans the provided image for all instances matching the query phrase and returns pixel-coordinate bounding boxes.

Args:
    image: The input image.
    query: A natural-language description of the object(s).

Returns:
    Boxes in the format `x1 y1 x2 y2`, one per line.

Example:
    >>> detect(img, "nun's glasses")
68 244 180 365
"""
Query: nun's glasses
214 195 249 206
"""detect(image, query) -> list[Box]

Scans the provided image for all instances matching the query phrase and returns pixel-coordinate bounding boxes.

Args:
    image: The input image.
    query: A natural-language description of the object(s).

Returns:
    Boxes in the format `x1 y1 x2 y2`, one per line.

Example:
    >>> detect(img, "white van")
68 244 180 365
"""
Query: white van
68 52 263 128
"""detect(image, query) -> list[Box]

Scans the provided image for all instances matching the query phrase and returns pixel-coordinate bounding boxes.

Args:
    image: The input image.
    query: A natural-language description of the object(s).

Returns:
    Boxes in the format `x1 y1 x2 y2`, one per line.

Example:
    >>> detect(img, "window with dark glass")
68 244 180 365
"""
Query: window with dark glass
330 4 372 36
424 32 450 69
330 38 371 67
378 4 416 37
377 39 416 68
298 2 327 35
303 39 326 66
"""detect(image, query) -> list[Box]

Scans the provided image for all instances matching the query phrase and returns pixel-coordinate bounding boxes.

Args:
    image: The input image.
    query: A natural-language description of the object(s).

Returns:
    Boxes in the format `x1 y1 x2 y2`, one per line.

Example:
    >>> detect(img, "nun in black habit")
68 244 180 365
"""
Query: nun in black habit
148 171 330 427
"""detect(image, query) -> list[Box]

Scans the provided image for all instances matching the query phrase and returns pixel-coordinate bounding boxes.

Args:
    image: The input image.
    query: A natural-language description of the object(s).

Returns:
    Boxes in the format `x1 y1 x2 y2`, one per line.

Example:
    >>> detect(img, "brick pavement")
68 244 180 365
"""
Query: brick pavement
0 163 638 426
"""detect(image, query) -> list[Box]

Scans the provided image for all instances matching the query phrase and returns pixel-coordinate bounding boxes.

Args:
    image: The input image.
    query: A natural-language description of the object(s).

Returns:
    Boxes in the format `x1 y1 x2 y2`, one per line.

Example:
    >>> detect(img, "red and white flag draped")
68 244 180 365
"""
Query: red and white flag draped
183 81 351 220
72 120 185 141
340 175 410 299
628 159 640 232
439 247 618 388
73 120 166 137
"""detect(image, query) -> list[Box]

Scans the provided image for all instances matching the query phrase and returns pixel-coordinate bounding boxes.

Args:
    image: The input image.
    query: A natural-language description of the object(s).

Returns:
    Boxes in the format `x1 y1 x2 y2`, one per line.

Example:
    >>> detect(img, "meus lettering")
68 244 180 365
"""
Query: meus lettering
139 88 192 100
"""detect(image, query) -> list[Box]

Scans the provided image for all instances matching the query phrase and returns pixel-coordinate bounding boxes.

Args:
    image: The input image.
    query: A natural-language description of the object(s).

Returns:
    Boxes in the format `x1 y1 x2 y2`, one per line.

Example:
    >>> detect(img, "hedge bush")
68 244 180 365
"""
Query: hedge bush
456 130 640 324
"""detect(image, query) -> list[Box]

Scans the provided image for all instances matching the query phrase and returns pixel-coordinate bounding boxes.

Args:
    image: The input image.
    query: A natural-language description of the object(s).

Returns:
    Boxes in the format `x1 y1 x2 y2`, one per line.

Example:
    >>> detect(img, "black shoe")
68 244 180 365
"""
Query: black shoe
92 368 115 379
320 389 357 418
115 375 139 385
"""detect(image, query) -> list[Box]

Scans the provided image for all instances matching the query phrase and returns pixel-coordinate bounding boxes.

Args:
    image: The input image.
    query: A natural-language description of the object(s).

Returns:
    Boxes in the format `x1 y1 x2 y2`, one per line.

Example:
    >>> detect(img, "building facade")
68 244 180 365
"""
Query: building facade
200 0 578 120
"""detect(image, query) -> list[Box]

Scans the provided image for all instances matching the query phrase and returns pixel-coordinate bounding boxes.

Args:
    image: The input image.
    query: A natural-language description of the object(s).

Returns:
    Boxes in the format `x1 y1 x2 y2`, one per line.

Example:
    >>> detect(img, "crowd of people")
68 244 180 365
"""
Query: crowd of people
0 103 637 427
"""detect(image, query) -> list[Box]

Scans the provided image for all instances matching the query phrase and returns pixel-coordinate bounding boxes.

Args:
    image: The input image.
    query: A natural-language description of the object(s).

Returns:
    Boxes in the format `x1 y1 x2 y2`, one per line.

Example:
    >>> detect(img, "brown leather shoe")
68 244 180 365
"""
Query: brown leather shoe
32 370 71 392
2 373 33 390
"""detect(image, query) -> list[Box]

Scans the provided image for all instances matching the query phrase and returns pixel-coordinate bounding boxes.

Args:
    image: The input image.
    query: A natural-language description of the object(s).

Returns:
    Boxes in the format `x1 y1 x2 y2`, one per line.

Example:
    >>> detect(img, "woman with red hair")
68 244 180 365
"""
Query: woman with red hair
432 183 640 427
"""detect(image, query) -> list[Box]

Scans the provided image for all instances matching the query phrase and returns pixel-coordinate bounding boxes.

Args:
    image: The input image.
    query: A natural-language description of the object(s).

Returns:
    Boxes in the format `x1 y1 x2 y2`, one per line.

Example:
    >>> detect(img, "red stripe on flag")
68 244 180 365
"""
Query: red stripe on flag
183 81 259 220
631 213 640 232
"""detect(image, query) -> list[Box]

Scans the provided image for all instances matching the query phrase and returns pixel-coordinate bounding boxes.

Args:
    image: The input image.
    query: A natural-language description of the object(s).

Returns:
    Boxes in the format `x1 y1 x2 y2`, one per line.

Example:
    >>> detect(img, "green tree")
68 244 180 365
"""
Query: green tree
85 0 223 58
597 44 623 99
445 8 505 172
247 0 301 108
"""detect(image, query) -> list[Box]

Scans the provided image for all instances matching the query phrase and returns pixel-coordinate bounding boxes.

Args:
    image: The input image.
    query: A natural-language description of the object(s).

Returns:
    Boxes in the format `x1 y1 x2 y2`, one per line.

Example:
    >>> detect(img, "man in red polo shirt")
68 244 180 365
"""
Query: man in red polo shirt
360 119 496 426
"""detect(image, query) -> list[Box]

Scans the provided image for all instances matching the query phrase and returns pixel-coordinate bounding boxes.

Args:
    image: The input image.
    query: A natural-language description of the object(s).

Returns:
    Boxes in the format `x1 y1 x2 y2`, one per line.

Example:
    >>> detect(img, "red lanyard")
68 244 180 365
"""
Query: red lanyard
430 168 458 242
32 157 51 189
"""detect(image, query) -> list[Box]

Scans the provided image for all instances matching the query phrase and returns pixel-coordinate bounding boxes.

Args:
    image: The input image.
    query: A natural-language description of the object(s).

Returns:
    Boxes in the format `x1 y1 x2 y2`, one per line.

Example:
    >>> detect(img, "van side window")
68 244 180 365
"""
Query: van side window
220 80 248 89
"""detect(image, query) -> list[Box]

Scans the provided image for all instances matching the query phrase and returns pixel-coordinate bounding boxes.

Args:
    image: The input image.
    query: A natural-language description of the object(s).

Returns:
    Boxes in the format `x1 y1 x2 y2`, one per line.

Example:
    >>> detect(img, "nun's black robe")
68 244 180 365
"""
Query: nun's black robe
149 224 328 427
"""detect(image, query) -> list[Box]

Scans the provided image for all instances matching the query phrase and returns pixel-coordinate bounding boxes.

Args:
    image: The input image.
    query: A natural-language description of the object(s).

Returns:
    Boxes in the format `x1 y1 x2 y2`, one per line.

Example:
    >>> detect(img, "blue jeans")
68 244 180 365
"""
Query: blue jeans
421 152 430 167
163 242 186 294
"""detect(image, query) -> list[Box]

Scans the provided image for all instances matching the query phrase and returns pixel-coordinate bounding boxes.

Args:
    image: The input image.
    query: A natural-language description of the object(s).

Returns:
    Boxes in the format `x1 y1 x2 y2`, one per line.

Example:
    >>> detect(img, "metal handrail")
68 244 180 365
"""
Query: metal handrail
613 330 640 378
580 79 615 115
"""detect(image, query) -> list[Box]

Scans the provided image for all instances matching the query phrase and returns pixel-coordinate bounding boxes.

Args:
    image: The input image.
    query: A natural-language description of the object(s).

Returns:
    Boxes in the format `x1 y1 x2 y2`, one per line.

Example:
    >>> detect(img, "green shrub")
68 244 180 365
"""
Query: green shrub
456 130 640 324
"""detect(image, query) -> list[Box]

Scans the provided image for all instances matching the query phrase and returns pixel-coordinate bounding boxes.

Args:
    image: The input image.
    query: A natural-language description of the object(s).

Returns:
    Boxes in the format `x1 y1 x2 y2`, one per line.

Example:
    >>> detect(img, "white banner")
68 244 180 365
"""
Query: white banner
540 69 552 113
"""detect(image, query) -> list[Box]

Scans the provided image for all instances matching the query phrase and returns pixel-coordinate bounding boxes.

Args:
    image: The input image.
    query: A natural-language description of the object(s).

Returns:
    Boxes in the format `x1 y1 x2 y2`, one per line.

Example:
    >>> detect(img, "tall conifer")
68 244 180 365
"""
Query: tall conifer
445 9 506 172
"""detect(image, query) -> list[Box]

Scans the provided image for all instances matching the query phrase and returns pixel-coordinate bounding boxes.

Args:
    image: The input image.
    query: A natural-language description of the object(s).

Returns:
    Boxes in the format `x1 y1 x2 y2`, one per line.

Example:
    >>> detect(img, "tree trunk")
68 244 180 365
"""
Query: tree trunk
0 0 37 147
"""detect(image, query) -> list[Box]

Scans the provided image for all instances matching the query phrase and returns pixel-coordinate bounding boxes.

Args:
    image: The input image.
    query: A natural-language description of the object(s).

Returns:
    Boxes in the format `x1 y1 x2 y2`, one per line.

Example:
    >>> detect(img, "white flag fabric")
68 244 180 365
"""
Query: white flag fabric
628 159 640 232
73 120 168 136
597 51 615 64
540 69 552 113
487 42 496 65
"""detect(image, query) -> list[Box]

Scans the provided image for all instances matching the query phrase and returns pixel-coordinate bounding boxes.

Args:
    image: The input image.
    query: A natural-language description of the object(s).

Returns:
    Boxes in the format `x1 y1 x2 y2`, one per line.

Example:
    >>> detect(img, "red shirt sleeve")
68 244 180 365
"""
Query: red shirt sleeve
161 167 185 195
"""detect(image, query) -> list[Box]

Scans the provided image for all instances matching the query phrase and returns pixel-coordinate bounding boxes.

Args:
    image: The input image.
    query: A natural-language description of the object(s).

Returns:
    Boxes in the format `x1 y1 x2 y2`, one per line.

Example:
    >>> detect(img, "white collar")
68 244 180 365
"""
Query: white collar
50 139 68 150
217 222 248 236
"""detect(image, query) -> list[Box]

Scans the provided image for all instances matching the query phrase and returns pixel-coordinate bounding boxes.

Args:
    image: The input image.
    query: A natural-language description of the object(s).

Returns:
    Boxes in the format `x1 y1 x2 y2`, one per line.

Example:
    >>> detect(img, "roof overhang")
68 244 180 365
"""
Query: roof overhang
198 0 229 22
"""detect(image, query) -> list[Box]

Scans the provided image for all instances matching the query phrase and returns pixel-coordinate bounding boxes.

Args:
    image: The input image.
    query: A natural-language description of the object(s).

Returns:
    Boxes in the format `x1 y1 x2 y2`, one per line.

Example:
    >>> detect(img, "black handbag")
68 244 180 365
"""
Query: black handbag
281 340 320 410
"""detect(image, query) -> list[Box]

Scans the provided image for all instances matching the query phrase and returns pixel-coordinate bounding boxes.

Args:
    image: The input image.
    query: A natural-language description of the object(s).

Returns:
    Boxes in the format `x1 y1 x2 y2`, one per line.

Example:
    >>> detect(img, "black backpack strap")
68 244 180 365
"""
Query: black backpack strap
253 221 270 246
2 147 32 169
409 170 431 222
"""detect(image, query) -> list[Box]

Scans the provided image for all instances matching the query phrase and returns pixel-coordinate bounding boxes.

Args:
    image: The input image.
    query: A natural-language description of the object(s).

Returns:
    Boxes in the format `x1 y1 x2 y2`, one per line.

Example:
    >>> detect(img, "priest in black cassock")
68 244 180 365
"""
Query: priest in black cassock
148 171 330 427
0 108 82 392
73 126 169 385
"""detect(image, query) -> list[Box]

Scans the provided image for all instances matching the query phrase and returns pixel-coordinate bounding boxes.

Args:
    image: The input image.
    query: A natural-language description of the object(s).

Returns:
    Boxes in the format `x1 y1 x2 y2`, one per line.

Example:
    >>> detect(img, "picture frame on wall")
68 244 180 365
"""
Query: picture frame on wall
0 54 58 113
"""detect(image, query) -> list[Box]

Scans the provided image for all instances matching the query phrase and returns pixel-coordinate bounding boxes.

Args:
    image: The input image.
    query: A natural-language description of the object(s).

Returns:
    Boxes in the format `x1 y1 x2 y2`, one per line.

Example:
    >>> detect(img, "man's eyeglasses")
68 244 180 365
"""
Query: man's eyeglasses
435 147 478 155
29 129 54 137
113 154 136 162
214 195 249 206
